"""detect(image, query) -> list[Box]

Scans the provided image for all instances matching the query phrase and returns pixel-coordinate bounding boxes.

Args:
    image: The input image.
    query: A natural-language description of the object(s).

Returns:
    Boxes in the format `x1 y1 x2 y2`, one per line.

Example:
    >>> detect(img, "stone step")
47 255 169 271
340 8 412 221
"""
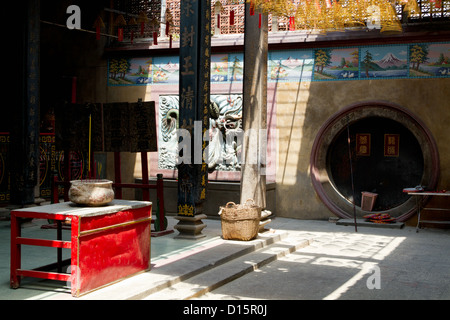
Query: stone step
140 235 311 300
79 230 290 300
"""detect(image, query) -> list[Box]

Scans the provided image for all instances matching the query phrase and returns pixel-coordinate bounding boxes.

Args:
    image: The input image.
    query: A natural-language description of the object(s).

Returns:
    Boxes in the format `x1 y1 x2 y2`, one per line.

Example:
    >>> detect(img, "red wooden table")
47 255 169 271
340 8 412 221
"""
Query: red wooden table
408 191 450 232
10 199 152 297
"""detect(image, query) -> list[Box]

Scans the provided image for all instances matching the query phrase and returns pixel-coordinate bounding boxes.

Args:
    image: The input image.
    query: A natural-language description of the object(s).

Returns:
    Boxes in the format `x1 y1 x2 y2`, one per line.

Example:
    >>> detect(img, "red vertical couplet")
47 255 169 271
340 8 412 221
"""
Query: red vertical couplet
153 31 158 45
169 34 172 48
217 14 220 28
230 10 235 25
289 17 295 31
71 77 77 103
93 16 104 41
250 0 255 15
117 27 124 42
258 13 262 28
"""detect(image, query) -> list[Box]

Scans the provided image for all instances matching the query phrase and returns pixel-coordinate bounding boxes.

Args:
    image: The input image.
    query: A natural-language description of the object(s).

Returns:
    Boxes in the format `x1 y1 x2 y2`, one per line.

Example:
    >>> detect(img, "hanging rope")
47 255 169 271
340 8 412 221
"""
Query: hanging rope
346 115 358 232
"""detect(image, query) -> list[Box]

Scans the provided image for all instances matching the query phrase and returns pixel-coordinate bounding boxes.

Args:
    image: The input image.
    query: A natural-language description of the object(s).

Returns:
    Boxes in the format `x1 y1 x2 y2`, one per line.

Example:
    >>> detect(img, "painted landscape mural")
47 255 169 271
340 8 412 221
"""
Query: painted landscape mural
210 53 245 83
152 56 179 84
314 48 359 80
108 57 152 85
409 43 450 77
107 42 449 86
269 50 314 82
360 45 408 79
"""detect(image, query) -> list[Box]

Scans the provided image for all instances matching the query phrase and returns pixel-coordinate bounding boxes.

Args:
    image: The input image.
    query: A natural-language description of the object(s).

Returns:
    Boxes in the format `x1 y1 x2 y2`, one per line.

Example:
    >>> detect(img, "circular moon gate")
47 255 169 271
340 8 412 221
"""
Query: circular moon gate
310 101 440 222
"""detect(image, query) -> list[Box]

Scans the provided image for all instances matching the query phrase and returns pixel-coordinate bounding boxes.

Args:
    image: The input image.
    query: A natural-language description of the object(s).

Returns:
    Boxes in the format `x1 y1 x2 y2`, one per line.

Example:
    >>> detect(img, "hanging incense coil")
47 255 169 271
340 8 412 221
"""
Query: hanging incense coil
247 0 422 33
402 0 421 15
137 11 149 23
128 17 137 25
93 16 105 29
379 1 403 33
114 14 127 26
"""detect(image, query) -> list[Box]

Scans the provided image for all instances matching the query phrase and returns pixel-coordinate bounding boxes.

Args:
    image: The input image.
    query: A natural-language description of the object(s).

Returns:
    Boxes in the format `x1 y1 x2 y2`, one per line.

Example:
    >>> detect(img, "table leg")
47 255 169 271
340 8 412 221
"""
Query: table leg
415 196 422 233
57 220 62 273
10 213 21 288
70 216 79 297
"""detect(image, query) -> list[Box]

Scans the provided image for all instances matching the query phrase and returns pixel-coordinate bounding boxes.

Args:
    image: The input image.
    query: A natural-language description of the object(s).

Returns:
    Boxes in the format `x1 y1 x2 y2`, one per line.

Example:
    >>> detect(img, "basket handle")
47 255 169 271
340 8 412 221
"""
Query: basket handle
245 199 255 206
225 202 236 207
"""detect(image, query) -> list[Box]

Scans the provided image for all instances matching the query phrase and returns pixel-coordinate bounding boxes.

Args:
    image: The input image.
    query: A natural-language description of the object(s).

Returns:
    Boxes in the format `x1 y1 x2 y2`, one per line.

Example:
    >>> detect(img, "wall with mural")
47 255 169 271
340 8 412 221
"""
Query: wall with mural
108 42 450 86
105 41 450 220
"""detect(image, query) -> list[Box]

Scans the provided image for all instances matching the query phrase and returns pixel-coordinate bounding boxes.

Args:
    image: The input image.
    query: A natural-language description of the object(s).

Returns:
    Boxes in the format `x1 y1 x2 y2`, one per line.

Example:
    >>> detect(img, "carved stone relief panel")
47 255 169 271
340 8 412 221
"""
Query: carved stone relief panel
158 94 243 171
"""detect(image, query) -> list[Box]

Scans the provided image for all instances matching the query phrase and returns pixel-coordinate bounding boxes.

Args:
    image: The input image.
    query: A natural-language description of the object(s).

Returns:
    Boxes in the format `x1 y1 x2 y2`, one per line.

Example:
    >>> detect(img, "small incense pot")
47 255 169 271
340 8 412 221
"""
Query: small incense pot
69 179 114 206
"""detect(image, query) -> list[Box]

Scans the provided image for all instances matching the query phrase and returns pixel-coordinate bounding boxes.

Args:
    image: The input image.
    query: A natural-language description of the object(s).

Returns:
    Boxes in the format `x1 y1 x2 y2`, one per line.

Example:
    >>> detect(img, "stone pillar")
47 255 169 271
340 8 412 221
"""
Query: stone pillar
174 0 211 239
240 3 268 209
160 0 167 39
10 0 40 205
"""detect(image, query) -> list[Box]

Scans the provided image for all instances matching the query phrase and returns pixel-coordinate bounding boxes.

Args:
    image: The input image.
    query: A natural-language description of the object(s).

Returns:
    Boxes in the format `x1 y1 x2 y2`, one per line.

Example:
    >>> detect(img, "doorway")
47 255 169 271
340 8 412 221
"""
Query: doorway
327 117 424 211
310 101 439 221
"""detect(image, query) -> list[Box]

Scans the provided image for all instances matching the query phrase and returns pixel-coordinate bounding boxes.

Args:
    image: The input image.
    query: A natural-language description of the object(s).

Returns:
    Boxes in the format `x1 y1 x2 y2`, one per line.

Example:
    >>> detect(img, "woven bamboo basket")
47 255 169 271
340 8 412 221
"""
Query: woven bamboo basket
219 199 262 241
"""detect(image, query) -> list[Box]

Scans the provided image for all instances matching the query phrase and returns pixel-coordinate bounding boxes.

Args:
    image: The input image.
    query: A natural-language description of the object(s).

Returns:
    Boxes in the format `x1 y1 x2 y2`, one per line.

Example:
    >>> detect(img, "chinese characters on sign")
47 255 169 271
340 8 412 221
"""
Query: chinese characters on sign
356 133 371 156
384 134 400 157
356 133 400 157
177 0 211 217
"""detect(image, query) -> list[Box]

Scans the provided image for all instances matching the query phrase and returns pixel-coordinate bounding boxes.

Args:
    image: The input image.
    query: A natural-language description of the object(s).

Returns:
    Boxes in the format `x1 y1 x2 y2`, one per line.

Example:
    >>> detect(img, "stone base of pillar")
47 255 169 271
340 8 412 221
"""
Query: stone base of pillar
173 214 207 240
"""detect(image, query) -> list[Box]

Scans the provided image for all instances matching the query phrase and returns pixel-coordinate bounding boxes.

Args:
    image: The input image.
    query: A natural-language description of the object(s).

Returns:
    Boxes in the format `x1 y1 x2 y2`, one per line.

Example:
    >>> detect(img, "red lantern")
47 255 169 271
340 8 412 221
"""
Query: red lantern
137 11 149 36
71 77 77 104
118 28 124 42
128 17 137 44
93 16 105 41
289 17 295 31
230 10 235 25
114 15 127 42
